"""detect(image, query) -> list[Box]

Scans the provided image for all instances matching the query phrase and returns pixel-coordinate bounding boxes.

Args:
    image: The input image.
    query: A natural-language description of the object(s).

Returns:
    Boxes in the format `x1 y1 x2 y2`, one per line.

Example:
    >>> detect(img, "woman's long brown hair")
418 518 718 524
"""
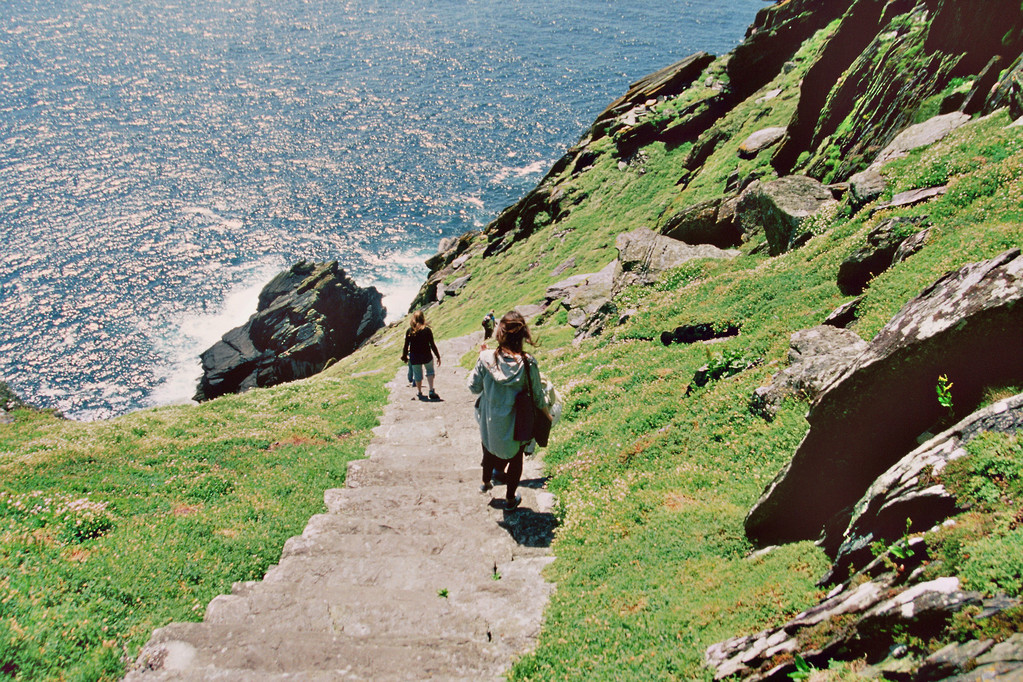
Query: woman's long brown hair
495 310 535 357
409 310 427 334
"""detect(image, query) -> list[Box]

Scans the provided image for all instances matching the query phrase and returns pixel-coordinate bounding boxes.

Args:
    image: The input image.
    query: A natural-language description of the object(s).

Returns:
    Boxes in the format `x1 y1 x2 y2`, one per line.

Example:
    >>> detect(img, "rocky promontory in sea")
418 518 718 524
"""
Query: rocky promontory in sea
194 261 386 402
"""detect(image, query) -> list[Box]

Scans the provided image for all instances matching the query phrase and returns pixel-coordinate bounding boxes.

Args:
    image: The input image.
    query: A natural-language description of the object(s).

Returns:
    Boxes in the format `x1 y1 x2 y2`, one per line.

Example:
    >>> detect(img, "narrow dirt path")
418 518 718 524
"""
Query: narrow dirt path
126 333 556 681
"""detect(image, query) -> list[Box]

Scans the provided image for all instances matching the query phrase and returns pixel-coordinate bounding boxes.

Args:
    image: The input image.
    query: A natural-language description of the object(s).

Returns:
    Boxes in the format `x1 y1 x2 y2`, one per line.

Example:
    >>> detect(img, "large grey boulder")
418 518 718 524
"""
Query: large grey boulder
545 261 617 318
848 168 888 206
737 126 787 159
195 261 386 402
750 325 868 420
615 226 739 287
823 393 1023 582
836 216 928 295
745 250 1023 549
869 112 971 170
735 176 836 255
659 196 743 248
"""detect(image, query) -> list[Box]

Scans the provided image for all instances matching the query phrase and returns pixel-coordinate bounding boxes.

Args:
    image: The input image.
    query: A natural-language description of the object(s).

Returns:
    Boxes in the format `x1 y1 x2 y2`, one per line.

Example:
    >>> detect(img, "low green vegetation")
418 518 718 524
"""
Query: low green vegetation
0 373 386 680
4 26 1023 682
931 432 1023 597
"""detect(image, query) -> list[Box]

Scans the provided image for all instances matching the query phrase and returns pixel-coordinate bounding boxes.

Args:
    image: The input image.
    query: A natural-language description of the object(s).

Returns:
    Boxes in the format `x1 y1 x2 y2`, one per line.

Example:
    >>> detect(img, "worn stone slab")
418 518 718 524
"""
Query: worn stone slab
127 332 555 681
130 622 511 679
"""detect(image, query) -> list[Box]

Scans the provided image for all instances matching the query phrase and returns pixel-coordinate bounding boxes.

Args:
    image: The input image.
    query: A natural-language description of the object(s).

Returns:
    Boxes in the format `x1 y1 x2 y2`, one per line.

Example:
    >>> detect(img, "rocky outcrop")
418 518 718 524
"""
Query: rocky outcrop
745 250 1023 549
710 395 1023 682
482 184 566 257
1 381 30 423
984 55 1023 120
735 176 836 255
591 52 716 146
750 326 868 420
0 381 60 422
771 0 893 176
615 227 739 287
771 0 1023 183
659 195 743 248
411 231 480 310
705 569 1020 682
194 261 386 403
726 0 849 104
836 216 929 295
823 393 1023 584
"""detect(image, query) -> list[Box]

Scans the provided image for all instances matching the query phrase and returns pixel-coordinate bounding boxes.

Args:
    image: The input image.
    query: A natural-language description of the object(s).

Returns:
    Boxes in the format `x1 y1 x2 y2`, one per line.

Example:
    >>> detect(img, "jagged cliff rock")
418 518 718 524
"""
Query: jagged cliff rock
824 393 1023 585
745 250 1023 551
194 261 385 402
412 0 1023 311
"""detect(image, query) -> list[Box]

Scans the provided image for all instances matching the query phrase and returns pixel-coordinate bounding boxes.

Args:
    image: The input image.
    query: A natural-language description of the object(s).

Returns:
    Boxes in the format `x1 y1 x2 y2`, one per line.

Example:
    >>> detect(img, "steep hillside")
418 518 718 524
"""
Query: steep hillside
408 0 1023 678
2 0 1022 679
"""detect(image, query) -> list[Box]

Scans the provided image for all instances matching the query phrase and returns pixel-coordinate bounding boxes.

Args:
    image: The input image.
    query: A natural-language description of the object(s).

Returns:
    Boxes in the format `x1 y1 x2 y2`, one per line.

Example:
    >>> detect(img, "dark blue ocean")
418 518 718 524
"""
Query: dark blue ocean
1 0 761 420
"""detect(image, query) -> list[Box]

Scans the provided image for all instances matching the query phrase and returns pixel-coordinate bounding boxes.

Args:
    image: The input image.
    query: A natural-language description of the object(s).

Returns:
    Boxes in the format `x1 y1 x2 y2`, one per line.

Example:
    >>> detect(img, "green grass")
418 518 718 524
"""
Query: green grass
0 373 387 680
4 24 1023 682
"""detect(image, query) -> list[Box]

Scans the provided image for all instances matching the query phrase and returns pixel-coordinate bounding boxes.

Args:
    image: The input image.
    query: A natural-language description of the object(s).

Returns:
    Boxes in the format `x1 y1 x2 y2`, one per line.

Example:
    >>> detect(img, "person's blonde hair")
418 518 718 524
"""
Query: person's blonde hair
495 310 535 356
409 310 427 334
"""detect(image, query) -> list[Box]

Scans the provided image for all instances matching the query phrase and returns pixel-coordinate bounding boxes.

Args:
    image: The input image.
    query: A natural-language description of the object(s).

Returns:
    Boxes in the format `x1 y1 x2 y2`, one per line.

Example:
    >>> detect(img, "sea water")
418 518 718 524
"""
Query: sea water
0 0 761 419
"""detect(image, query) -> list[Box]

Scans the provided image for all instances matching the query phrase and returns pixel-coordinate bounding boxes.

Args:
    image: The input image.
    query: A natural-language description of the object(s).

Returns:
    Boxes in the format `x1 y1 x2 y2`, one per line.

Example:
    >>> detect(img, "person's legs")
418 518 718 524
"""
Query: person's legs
480 445 500 491
423 360 436 393
411 364 425 396
505 447 524 505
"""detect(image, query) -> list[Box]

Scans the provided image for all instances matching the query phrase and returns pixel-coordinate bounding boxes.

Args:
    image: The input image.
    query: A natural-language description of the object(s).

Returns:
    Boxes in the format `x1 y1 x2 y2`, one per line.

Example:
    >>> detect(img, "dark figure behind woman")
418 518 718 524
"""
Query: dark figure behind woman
466 310 550 510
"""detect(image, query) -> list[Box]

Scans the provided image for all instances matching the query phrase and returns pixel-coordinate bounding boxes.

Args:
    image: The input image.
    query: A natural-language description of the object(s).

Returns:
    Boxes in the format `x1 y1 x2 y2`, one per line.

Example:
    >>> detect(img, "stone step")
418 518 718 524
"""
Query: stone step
204 583 490 638
283 510 553 564
126 335 554 681
323 484 490 516
274 528 520 569
345 457 480 488
128 621 515 680
204 573 546 645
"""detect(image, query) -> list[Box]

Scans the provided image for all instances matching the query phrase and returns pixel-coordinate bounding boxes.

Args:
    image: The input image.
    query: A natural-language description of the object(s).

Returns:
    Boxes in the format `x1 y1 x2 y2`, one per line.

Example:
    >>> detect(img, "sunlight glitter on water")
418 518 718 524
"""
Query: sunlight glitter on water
0 0 762 419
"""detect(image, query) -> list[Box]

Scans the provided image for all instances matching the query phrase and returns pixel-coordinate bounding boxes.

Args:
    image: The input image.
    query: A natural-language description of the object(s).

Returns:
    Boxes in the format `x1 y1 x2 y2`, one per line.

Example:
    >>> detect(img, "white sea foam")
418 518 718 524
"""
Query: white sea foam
456 195 485 210
492 159 549 184
144 258 286 409
366 250 431 324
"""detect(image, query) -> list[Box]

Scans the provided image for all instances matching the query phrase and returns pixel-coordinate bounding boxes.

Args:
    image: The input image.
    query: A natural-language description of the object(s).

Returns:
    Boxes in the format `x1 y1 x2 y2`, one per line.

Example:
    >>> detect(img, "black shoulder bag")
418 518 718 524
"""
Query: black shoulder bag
513 355 552 447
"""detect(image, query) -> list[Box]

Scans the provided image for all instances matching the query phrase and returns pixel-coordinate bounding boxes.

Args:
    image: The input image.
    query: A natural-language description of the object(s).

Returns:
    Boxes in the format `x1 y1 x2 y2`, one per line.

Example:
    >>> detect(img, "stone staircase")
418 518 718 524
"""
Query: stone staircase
126 333 556 681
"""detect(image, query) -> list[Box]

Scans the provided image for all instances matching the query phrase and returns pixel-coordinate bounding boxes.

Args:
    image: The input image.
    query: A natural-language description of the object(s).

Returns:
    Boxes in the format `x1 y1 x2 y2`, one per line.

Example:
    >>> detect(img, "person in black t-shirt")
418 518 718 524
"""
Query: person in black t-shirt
401 310 442 401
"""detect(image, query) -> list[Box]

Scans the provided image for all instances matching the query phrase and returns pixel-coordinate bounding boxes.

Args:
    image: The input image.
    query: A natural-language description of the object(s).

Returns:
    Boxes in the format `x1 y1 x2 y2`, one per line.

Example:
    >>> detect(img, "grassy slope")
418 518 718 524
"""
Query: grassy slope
0 369 388 680
3 25 1023 682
